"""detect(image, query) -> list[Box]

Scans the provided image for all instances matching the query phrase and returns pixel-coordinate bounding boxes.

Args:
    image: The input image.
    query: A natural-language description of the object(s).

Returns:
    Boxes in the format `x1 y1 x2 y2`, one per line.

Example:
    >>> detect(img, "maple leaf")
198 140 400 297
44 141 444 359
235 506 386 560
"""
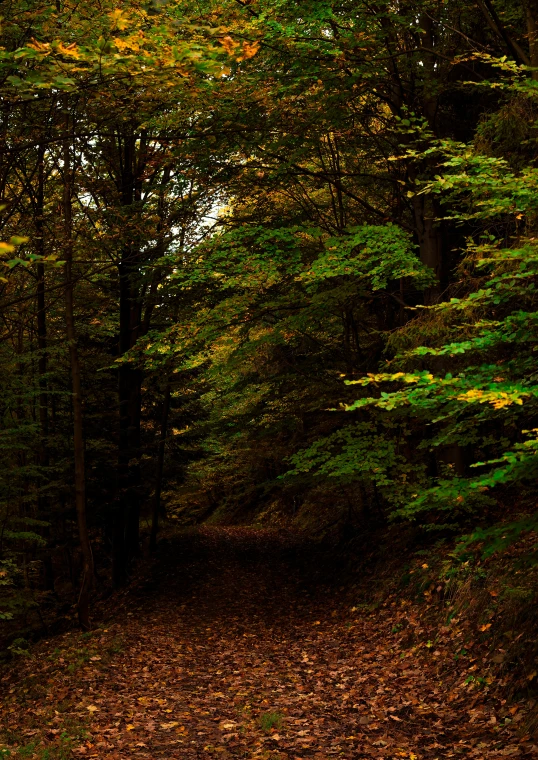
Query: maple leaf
237 41 260 61
109 9 130 30
220 36 239 55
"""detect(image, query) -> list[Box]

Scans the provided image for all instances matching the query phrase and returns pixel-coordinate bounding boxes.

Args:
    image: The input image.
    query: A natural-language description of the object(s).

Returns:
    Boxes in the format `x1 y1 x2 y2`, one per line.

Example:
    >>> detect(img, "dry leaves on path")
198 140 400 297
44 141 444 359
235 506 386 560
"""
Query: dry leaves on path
1 527 537 759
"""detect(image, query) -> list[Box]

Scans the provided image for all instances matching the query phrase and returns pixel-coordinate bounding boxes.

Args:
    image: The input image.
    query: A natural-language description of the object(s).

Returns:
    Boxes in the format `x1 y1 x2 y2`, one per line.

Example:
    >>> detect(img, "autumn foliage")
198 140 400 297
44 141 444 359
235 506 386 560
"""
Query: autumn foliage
2 0 538 755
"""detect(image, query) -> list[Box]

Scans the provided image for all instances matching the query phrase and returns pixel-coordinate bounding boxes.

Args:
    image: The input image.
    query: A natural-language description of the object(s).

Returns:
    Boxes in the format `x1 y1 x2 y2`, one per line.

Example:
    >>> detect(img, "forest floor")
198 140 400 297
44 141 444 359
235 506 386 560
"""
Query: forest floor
1 526 537 759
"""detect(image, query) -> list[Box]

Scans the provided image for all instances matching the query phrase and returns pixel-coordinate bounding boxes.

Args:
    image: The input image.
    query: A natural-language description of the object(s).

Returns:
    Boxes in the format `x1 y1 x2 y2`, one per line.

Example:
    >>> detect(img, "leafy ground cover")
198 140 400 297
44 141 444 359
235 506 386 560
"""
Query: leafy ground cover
1 527 537 759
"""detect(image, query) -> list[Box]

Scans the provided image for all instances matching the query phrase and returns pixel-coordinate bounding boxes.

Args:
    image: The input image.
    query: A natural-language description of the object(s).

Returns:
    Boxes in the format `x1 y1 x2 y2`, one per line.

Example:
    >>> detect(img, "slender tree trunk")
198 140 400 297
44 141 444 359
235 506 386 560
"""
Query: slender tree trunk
411 192 443 305
15 315 30 582
525 0 538 76
37 254 49 469
122 352 142 568
36 144 49 469
114 131 143 585
477 0 531 65
418 16 443 304
63 106 94 629
114 259 131 588
150 382 171 553
114 302 142 587
36 143 54 591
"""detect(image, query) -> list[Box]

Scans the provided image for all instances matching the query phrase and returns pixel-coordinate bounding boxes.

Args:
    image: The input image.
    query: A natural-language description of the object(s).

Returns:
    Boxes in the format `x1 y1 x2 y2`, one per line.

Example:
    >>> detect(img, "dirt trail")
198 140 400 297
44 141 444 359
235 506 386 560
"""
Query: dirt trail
1 527 536 759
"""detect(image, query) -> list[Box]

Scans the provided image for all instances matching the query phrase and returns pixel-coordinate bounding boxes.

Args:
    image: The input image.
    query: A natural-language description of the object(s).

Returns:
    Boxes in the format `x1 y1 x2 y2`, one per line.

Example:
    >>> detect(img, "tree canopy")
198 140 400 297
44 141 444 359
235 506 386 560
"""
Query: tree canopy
1 0 538 629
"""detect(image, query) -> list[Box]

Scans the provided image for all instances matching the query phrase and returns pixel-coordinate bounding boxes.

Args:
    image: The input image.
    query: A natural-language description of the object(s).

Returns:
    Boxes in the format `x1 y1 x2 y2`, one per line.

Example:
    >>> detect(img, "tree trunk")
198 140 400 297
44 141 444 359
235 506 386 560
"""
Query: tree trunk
150 382 171 553
412 193 443 305
36 143 54 591
114 131 143 586
525 0 538 75
63 106 94 629
36 144 49 472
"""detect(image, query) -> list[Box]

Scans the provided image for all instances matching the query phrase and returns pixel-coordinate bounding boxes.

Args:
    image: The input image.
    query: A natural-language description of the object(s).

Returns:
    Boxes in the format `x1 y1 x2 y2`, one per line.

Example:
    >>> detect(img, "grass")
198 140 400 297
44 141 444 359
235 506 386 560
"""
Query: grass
105 635 125 656
0 731 79 759
1 716 88 759
259 711 283 732
1 627 122 760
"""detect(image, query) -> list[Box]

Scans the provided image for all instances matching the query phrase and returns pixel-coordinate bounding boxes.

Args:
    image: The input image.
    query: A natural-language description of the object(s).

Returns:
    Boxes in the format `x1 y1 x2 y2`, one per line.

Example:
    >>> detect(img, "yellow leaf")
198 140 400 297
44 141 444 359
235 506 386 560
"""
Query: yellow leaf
56 42 81 59
237 41 260 61
220 36 239 55
109 9 130 30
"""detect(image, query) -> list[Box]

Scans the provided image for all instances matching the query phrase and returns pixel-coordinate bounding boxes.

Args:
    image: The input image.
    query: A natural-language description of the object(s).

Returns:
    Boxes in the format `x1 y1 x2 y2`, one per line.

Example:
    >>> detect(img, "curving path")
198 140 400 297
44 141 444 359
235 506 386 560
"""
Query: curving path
1 527 535 759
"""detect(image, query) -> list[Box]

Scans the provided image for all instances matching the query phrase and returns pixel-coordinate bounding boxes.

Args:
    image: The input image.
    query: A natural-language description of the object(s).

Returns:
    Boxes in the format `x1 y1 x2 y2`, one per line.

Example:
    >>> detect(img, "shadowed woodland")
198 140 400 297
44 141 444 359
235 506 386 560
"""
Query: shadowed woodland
2 0 538 756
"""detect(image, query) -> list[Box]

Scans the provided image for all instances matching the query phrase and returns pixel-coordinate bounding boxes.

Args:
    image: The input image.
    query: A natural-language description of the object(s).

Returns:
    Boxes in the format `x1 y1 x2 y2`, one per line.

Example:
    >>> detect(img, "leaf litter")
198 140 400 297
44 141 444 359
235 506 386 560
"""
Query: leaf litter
1 527 537 758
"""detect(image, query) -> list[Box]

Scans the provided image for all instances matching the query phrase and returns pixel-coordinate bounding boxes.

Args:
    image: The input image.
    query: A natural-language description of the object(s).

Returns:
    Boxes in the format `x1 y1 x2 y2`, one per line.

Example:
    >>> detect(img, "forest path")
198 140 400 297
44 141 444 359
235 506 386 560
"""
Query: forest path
1 527 534 759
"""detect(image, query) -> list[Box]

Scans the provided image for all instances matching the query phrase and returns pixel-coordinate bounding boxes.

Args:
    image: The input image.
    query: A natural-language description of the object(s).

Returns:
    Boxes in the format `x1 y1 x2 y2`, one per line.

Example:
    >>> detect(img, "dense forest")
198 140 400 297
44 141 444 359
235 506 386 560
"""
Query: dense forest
2 0 538 756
